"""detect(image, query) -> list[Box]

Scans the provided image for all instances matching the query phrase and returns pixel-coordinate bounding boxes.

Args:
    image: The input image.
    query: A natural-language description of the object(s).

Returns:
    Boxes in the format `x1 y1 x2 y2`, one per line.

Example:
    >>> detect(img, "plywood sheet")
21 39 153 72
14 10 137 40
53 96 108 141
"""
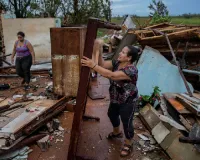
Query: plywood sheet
0 99 58 135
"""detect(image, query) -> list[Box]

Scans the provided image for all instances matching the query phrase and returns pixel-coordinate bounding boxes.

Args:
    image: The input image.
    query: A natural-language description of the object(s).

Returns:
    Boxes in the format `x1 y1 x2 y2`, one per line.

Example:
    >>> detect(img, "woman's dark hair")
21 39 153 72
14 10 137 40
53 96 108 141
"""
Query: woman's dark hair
126 45 140 63
17 31 25 37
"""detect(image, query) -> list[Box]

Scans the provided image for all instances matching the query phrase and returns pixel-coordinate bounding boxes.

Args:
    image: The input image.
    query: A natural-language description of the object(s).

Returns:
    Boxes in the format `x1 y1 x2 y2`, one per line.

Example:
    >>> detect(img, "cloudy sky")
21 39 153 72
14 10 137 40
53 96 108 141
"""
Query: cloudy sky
111 0 200 16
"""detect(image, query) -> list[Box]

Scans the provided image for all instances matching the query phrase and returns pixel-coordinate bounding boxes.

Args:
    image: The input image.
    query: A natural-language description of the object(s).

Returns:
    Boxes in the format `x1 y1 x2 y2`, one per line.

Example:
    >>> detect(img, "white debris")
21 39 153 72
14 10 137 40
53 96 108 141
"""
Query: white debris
0 146 32 160
58 126 64 131
137 134 149 141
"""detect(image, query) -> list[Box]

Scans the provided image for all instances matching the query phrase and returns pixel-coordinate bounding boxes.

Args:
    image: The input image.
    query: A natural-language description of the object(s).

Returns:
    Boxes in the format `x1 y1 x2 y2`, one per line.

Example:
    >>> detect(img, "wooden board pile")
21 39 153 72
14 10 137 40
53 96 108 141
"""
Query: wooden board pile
129 23 200 64
139 92 200 160
164 92 200 130
0 96 68 154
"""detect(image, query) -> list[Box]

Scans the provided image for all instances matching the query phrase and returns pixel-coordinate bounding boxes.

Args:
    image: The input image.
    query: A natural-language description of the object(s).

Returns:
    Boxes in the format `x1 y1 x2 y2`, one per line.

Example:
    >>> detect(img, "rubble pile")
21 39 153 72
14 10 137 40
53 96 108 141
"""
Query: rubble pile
0 92 69 159
133 23 200 66
0 19 200 159
100 22 200 159
139 92 200 160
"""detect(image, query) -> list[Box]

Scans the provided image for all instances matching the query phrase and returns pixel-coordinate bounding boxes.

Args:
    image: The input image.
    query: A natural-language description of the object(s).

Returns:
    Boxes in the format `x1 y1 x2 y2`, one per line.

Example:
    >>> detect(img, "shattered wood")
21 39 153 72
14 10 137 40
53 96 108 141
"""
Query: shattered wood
0 97 68 152
128 23 200 65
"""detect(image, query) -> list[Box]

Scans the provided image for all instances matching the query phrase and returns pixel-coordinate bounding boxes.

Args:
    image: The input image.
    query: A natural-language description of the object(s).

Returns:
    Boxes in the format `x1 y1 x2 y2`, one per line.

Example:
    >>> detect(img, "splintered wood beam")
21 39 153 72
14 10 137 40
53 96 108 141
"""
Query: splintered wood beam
67 18 121 160
138 28 198 41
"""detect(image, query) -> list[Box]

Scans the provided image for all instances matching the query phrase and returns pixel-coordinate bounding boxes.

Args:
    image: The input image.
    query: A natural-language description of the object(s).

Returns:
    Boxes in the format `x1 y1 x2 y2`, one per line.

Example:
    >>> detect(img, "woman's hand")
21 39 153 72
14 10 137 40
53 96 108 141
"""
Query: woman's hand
81 56 96 68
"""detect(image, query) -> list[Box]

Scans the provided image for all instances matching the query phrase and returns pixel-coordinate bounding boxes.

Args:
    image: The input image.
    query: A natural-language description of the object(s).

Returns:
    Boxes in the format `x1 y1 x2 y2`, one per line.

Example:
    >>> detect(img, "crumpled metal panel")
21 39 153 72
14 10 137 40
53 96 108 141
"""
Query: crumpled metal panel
137 46 194 96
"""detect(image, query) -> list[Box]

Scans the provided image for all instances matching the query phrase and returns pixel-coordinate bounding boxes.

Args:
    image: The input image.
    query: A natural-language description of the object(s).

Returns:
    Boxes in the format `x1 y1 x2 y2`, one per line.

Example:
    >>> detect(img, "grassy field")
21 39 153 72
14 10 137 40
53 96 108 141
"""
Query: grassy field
171 17 200 25
111 16 200 27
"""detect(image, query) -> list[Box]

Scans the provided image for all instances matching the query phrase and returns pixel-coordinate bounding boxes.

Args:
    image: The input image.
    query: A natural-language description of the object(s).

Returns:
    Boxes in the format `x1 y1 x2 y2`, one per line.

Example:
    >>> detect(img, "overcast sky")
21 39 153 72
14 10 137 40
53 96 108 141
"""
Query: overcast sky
111 0 200 16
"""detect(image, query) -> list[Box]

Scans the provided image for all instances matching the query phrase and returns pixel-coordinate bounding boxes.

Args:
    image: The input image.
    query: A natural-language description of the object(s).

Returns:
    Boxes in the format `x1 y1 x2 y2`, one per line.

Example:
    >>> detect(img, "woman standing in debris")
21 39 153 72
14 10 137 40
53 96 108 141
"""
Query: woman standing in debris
11 31 36 90
81 45 140 157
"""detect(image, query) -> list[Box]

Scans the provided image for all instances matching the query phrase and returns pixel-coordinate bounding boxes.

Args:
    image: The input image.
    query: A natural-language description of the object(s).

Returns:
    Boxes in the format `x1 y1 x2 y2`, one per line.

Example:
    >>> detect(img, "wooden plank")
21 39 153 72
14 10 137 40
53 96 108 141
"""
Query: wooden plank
164 93 191 114
0 100 58 137
50 27 86 56
67 18 121 160
0 107 47 134
179 93 200 104
192 93 200 100
176 95 200 109
0 98 12 107
67 19 99 160
144 23 175 29
176 96 200 116
179 115 192 131
140 28 198 40
132 27 187 35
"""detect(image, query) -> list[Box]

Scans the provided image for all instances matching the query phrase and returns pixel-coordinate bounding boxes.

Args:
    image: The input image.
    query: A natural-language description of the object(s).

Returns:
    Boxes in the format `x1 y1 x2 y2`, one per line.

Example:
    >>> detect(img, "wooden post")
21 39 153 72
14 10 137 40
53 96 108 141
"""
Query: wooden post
67 18 121 160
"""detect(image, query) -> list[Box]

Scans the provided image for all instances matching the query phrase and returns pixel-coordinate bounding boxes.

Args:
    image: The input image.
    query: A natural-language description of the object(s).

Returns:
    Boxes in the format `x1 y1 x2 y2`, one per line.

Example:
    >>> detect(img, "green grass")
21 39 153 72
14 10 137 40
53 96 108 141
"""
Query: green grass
171 17 200 25
111 16 200 27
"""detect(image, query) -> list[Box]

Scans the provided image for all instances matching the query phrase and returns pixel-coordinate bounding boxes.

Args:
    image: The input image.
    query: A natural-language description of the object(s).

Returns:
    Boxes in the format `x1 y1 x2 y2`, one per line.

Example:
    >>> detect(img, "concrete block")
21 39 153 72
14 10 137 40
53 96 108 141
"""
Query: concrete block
140 104 160 130
160 127 180 150
52 119 60 130
166 135 200 160
37 135 50 152
152 122 170 144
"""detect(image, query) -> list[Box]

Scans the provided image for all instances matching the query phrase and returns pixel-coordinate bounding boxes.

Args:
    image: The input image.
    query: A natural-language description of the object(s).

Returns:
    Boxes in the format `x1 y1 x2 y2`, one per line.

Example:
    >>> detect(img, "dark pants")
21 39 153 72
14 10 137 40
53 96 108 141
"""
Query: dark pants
108 102 136 139
15 55 32 84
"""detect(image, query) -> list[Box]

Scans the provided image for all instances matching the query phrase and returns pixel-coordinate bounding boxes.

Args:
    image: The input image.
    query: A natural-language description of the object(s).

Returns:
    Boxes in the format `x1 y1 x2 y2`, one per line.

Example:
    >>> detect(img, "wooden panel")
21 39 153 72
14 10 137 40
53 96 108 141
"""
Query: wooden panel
164 93 191 114
50 27 86 97
50 27 86 56
1 107 47 134
0 100 58 136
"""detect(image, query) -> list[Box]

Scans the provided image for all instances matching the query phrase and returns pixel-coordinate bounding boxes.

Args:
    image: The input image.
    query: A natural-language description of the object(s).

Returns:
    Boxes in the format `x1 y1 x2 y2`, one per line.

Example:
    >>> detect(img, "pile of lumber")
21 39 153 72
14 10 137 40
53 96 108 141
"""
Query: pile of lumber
130 23 200 64
164 92 200 129
139 92 200 160
0 96 68 154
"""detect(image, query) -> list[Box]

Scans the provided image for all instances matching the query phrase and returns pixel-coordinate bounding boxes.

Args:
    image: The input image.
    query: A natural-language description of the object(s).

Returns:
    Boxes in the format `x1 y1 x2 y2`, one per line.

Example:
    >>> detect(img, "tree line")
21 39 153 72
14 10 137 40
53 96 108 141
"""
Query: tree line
179 13 200 18
0 0 112 24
